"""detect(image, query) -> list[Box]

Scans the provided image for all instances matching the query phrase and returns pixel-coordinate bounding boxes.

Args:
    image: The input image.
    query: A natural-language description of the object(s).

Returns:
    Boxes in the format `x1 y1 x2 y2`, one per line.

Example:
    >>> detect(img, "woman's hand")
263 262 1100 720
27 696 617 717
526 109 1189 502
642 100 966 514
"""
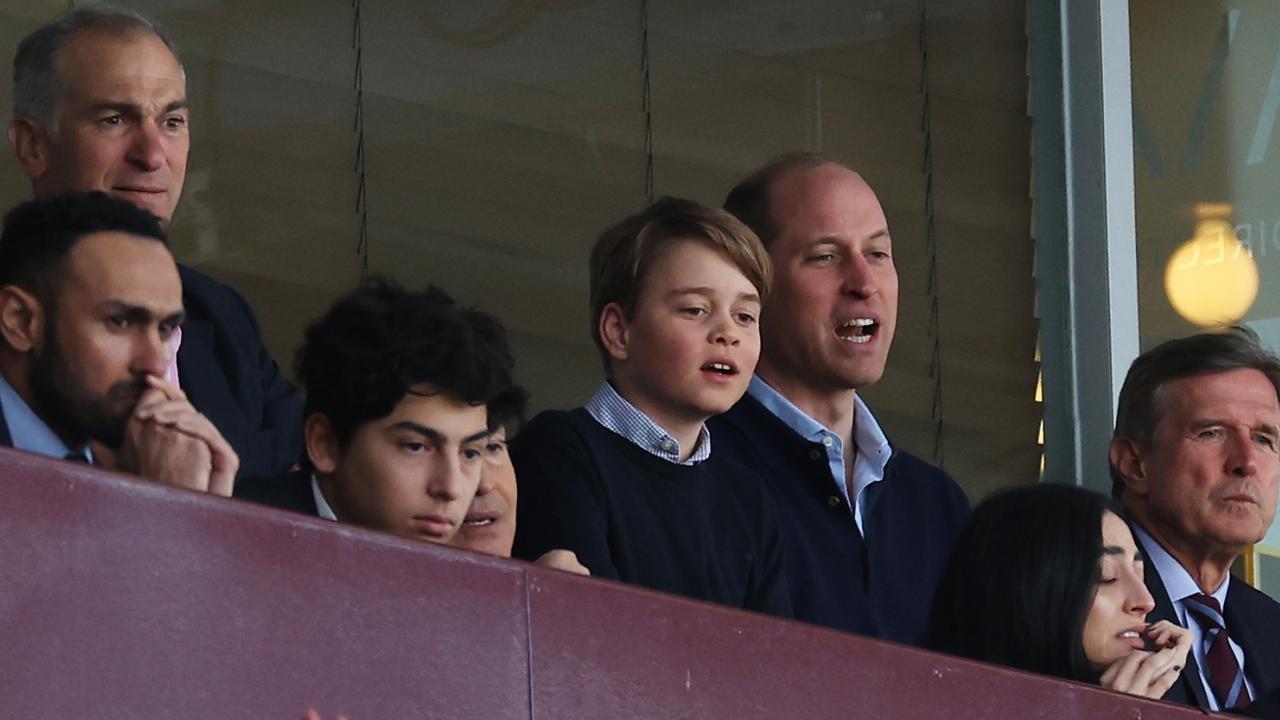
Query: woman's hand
1098 620 1192 699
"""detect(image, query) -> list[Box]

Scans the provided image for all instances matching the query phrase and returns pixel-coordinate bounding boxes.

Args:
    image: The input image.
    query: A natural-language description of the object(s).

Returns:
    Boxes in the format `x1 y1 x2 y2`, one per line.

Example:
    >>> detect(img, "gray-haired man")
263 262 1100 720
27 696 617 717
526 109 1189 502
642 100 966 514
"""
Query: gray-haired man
7 7 303 483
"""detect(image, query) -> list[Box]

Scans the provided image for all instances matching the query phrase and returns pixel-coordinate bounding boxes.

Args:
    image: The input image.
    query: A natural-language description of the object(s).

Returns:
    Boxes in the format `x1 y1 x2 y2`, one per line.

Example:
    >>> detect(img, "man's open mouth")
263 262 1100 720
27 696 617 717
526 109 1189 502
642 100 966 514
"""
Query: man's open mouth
463 512 499 528
836 318 878 344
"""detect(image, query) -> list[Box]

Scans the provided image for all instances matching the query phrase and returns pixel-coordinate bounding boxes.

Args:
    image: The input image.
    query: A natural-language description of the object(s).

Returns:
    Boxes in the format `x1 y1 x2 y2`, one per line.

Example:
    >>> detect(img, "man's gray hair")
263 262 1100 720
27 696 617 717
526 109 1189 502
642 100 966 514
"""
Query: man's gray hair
13 5 181 129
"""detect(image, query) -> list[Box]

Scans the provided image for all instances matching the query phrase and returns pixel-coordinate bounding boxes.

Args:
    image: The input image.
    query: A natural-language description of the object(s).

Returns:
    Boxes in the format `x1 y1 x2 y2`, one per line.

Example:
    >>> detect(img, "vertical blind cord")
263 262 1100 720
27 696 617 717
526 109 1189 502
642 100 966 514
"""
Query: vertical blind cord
353 0 370 279
920 0 945 467
640 0 655 203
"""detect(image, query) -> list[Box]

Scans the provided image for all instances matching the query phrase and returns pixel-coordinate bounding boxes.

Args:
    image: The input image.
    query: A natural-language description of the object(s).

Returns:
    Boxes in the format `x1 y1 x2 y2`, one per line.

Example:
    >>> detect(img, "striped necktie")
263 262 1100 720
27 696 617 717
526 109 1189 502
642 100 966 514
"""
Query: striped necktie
1184 593 1251 709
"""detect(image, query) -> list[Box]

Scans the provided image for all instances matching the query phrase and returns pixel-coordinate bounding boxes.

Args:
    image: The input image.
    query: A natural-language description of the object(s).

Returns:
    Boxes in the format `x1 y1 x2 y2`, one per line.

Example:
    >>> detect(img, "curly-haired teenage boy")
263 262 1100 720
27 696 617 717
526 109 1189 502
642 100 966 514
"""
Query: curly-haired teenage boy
238 279 514 546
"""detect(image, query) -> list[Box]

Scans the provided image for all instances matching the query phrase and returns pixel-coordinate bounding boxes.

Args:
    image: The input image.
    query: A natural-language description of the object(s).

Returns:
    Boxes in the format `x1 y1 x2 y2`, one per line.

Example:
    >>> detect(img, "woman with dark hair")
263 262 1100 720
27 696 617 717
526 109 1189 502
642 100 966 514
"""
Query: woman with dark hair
925 483 1191 700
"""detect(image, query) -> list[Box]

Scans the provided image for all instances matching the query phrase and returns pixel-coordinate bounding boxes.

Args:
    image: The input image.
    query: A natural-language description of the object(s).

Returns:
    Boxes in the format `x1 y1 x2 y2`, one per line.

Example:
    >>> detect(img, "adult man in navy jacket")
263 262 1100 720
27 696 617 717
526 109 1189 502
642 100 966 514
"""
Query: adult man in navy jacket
6 7 302 481
712 153 970 642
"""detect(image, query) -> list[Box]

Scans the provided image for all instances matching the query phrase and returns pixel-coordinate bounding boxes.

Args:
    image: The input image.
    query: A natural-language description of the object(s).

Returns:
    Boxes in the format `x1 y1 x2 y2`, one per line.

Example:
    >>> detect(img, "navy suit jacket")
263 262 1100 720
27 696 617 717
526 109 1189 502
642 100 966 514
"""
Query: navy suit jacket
708 394 970 643
1135 525 1280 713
177 265 303 481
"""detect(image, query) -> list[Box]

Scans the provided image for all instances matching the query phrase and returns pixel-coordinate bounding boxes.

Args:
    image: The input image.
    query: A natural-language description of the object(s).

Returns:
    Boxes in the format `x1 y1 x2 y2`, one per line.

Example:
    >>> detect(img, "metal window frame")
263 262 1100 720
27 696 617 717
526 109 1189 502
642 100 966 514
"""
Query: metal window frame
1032 0 1140 491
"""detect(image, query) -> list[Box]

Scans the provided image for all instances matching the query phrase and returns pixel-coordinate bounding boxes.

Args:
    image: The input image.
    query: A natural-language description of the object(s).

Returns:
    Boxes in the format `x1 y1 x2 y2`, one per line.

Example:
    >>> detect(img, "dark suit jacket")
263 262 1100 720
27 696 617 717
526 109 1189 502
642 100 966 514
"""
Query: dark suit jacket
1136 524 1280 713
178 265 303 481
708 394 970 643
234 468 318 515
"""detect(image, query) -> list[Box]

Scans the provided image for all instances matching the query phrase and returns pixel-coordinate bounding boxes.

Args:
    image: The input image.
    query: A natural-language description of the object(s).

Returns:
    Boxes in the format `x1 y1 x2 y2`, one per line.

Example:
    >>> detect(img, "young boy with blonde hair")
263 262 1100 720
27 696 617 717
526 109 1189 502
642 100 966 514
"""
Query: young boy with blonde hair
511 197 790 616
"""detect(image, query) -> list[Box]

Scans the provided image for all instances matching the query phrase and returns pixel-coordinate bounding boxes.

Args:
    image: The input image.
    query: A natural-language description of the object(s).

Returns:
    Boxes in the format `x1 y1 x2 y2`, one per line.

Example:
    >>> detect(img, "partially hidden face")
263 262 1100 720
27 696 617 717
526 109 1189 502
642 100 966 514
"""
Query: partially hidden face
30 29 188 223
607 238 762 429
758 163 898 395
27 231 182 448
1138 368 1280 559
454 426 518 557
1081 511 1156 671
313 388 490 545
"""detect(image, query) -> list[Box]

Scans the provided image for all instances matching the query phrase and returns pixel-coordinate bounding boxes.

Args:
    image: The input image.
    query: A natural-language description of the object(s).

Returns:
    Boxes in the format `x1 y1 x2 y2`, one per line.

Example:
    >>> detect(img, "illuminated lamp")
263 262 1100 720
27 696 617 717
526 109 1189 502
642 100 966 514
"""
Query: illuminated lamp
1163 203 1259 328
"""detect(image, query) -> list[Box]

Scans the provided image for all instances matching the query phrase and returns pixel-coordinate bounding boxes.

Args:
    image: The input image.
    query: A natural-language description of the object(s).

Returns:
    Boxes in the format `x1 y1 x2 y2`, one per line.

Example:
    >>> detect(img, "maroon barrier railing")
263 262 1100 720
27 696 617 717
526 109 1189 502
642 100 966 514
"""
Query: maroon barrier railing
0 447 1212 719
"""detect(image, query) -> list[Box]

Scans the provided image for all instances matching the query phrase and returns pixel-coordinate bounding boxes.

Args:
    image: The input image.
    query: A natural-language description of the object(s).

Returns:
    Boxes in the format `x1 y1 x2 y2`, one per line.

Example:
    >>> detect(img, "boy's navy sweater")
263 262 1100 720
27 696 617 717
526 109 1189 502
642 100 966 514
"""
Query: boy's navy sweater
709 394 970 643
511 408 792 618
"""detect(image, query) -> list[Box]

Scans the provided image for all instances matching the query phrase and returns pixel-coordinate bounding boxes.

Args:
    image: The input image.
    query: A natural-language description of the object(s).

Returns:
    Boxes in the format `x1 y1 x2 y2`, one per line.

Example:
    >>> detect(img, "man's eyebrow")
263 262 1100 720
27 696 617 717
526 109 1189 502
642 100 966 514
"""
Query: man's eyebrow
98 300 184 325
86 100 188 116
1188 418 1280 435
389 421 444 443
463 427 493 443
389 422 492 445
87 102 142 116
806 234 891 248
1100 545 1128 557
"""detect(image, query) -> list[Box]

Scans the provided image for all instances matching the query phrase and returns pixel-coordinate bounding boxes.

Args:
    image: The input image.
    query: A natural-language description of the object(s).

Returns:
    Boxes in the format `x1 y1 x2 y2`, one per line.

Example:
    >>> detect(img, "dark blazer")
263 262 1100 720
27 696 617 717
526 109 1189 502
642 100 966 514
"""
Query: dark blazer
1136 524 1280 713
177 265 303 481
708 394 970 643
234 468 318 515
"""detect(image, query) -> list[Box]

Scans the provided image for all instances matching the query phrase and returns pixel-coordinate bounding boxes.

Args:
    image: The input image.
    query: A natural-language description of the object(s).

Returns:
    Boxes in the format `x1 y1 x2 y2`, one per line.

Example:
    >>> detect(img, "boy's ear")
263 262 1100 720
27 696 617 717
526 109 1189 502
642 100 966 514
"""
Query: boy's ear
9 118 49 180
304 412 340 475
0 285 44 353
1108 436 1149 497
599 302 630 363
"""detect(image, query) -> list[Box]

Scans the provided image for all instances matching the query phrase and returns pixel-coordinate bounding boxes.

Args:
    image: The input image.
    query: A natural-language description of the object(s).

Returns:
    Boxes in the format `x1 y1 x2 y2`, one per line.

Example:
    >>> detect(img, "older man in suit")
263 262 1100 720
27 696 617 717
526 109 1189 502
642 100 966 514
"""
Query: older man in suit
6 6 302 482
1110 329 1280 711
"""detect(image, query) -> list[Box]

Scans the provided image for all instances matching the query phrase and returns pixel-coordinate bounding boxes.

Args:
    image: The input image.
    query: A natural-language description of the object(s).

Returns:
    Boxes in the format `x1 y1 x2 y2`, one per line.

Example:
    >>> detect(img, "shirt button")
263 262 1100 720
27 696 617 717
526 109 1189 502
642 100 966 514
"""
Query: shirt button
661 440 677 452
822 436 834 448
828 496 842 508
809 449 823 461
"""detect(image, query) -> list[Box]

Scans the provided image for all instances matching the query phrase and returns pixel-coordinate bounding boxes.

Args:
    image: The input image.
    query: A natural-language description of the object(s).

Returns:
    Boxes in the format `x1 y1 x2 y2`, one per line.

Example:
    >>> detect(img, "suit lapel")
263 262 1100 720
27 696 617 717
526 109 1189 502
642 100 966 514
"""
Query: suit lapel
1226 586 1280 698
175 305 242 455
1135 526 1212 709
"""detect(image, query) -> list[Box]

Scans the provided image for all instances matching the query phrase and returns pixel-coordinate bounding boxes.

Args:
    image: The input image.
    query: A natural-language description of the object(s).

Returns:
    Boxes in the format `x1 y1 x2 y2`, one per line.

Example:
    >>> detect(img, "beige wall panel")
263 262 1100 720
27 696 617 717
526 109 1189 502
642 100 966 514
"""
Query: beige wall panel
934 220 1035 310
924 1 1027 111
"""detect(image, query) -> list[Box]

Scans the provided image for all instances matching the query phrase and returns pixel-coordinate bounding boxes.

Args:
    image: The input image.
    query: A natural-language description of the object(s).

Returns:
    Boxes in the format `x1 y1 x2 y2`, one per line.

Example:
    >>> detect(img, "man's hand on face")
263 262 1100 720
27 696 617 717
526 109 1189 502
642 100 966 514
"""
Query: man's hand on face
118 375 239 496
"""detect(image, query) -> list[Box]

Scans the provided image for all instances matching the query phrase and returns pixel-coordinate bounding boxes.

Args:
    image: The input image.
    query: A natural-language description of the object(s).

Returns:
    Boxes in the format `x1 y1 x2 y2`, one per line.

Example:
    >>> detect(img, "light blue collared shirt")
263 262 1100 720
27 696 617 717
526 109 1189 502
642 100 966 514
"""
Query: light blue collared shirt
584 381 711 465
1132 523 1253 710
0 371 90 462
747 375 891 535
